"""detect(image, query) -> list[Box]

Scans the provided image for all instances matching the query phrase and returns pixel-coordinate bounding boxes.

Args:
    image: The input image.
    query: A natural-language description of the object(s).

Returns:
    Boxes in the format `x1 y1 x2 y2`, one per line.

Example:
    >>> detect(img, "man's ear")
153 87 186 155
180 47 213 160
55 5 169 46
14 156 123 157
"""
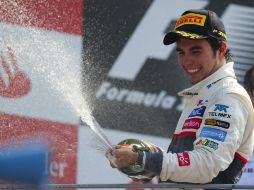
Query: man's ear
219 41 228 56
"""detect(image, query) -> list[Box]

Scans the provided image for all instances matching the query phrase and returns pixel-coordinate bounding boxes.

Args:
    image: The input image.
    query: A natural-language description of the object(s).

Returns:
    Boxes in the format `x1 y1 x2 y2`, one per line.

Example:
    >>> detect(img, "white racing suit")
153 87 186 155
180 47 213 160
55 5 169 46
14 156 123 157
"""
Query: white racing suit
144 62 254 185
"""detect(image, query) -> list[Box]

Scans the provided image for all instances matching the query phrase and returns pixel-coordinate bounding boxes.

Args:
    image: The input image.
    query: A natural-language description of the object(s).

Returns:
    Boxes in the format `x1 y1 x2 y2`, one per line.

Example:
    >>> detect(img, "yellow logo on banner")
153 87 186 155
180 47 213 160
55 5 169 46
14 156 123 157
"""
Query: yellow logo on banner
175 13 206 28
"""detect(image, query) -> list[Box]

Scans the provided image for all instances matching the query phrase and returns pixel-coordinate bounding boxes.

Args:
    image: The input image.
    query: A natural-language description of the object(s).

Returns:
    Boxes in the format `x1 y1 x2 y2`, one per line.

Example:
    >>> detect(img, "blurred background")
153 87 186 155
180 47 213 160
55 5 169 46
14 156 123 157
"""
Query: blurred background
0 0 253 189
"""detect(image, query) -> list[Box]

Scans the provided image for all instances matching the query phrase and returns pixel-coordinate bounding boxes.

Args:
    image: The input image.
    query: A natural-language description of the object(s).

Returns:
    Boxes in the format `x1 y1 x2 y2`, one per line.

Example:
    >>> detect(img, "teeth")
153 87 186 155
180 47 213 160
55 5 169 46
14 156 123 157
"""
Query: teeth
188 69 199 73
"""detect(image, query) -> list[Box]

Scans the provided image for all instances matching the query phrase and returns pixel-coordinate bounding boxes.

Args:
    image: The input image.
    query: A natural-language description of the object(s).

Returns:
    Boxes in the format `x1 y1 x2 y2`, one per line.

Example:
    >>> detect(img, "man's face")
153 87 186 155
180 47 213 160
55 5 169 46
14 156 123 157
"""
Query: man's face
176 38 226 84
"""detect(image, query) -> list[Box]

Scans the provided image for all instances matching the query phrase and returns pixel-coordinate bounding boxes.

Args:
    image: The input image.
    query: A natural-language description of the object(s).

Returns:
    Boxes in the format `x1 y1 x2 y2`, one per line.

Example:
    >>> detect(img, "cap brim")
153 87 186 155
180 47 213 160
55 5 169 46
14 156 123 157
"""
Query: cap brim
163 30 208 45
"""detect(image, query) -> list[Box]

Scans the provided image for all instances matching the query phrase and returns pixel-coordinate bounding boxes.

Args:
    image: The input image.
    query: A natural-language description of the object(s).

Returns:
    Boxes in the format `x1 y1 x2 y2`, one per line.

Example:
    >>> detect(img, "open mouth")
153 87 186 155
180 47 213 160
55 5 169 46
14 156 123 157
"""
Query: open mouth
187 68 200 74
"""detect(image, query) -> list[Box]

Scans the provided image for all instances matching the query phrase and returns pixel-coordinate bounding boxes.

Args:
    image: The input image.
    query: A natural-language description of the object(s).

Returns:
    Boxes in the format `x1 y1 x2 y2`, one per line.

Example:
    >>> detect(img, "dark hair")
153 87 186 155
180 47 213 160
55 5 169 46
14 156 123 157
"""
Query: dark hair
244 66 254 93
206 38 233 63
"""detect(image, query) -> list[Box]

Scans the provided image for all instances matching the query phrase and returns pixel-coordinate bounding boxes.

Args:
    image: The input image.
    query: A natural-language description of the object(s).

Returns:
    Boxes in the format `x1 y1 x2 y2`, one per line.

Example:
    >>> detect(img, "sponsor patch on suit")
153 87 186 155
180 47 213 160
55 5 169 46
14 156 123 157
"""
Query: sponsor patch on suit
200 127 227 142
177 152 190 166
214 104 229 113
182 118 202 129
189 106 206 118
205 119 230 129
196 138 219 150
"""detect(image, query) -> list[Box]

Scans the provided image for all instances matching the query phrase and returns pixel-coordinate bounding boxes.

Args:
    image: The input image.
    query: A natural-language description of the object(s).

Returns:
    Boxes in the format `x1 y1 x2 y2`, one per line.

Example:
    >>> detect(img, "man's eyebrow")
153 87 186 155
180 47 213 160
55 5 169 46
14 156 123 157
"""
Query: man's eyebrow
176 46 203 52
176 47 182 52
190 46 202 51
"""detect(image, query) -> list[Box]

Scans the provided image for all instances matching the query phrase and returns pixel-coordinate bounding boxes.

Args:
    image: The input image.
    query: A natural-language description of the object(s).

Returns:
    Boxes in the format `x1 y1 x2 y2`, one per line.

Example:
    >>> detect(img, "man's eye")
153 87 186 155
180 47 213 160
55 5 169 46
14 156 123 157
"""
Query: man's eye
192 50 201 54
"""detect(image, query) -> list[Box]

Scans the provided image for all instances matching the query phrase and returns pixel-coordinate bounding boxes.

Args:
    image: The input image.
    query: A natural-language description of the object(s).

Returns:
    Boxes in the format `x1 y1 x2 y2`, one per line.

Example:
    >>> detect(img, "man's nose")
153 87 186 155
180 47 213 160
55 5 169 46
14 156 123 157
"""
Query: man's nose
182 56 195 66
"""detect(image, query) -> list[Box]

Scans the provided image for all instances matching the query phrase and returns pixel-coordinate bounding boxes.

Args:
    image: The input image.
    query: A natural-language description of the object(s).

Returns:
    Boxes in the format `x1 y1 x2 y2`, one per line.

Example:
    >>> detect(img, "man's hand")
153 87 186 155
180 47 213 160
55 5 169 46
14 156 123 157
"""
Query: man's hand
106 145 138 168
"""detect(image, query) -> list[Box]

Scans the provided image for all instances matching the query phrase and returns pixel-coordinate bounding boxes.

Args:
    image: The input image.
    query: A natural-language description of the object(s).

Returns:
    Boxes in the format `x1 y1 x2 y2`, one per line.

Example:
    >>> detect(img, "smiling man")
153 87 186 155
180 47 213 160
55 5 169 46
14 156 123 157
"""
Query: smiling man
107 9 254 187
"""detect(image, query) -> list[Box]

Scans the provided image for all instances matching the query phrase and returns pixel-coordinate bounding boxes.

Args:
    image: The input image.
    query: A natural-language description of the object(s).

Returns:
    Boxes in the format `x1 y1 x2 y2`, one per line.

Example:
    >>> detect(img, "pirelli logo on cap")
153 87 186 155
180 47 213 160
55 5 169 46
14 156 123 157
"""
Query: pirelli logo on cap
175 13 206 28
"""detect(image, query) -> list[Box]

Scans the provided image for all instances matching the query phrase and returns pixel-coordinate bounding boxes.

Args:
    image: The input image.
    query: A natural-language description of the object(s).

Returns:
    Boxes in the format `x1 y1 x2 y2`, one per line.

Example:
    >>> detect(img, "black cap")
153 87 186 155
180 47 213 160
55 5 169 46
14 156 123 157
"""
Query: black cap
163 9 227 45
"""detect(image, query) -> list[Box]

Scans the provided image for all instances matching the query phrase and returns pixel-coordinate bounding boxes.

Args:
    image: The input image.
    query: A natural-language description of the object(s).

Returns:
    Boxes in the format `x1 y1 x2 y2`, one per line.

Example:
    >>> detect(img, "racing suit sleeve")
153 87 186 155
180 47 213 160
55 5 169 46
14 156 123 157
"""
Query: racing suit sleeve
144 94 253 183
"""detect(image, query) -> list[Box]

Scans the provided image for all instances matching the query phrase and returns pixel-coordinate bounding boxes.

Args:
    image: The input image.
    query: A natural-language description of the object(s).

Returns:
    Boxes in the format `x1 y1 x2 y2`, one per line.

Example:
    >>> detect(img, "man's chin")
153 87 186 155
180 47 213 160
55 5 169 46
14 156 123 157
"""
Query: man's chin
189 78 201 85
185 74 203 84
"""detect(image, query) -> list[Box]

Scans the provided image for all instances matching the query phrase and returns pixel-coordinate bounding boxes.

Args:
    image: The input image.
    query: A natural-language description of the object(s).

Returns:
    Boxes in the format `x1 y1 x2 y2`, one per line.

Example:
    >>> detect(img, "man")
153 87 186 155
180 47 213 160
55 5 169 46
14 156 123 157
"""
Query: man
107 9 254 185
